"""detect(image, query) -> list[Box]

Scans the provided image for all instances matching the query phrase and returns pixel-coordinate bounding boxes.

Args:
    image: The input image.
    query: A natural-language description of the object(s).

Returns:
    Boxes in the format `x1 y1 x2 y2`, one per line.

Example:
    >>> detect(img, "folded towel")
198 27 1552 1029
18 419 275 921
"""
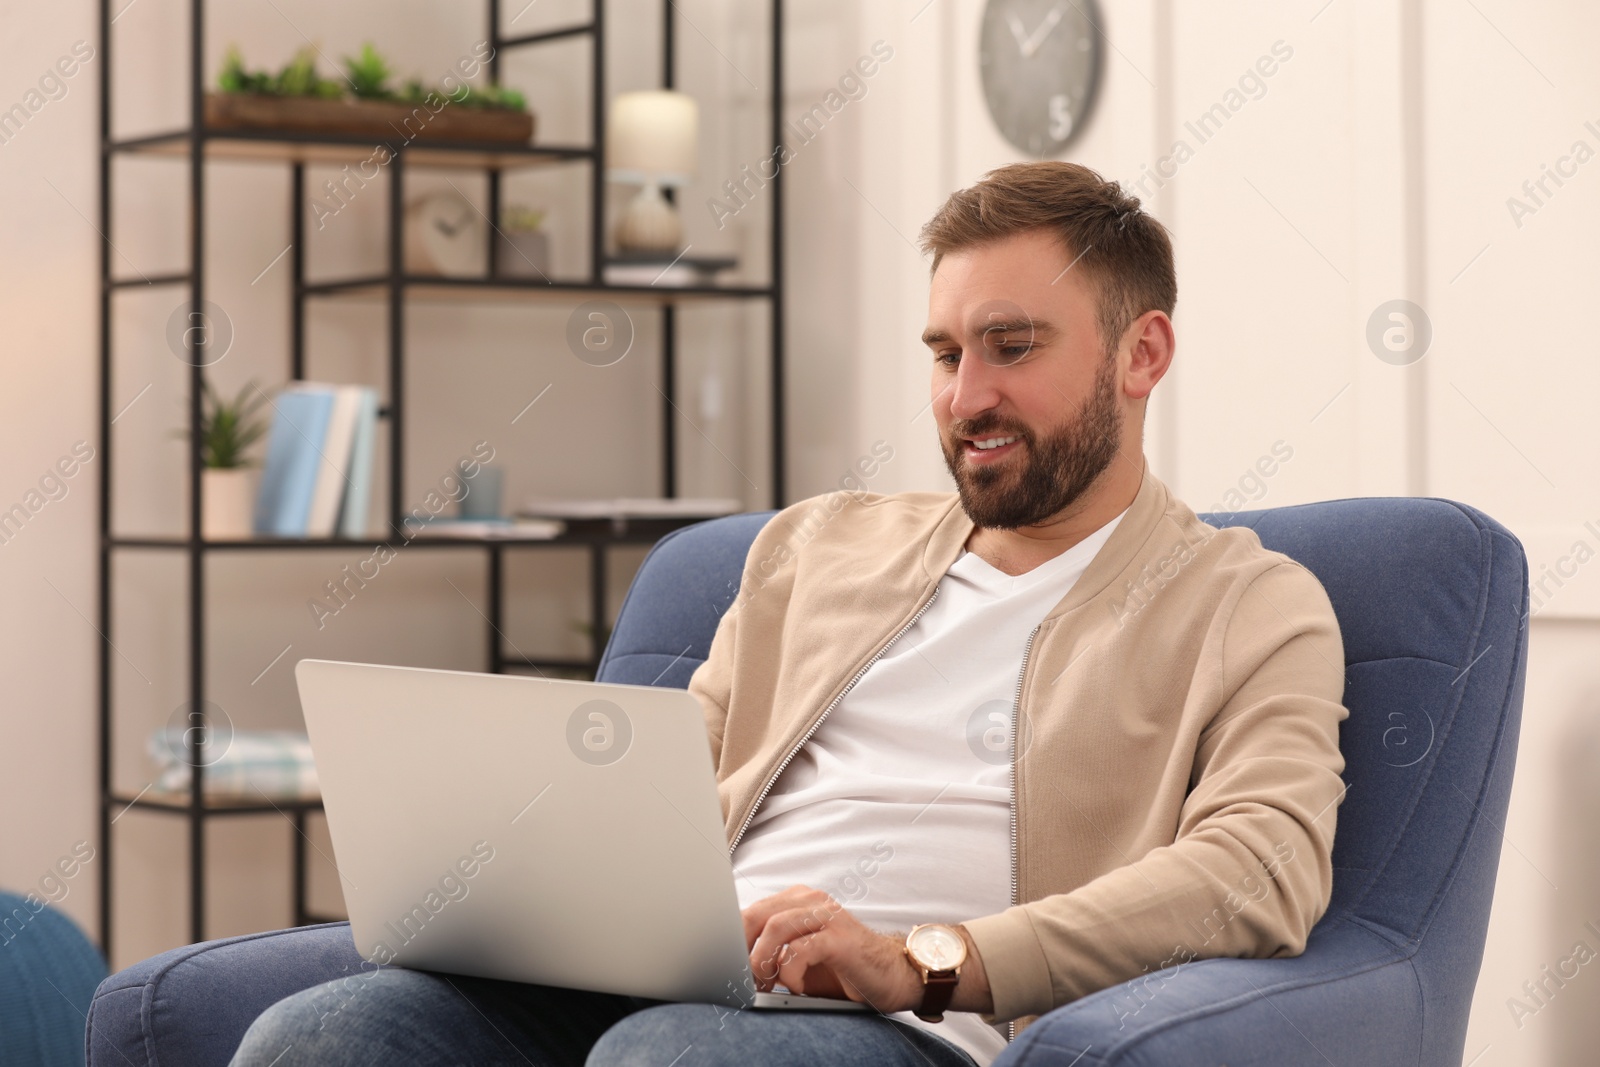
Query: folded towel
147 728 319 799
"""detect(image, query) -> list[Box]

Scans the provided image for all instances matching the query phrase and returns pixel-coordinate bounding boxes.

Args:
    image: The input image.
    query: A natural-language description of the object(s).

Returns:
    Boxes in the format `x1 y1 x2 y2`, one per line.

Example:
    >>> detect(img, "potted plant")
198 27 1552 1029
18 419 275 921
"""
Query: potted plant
206 43 536 144
496 205 550 278
173 379 272 539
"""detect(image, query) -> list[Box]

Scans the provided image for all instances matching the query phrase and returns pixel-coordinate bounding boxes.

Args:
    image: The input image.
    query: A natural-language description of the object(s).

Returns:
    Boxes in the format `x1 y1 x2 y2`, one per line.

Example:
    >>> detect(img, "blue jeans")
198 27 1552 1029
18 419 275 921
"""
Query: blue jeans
228 965 980 1066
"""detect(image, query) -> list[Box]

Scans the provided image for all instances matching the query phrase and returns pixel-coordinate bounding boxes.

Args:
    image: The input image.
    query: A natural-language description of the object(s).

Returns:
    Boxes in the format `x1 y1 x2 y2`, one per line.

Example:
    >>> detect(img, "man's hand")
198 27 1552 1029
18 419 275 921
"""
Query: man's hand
740 886 993 1016
742 886 921 1011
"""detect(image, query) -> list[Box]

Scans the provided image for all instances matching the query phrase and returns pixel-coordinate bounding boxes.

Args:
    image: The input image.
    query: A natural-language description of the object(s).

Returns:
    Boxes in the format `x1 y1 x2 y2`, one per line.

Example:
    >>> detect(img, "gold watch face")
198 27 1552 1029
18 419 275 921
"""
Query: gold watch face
907 924 967 971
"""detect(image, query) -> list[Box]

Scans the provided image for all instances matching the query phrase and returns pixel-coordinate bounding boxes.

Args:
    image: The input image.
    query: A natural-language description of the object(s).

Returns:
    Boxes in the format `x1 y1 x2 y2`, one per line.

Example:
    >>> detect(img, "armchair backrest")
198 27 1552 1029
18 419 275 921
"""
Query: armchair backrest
599 510 775 690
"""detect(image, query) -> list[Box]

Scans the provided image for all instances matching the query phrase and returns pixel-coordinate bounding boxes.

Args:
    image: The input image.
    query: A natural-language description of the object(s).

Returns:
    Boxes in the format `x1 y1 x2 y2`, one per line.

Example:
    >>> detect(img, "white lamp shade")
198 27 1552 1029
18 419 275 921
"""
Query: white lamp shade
607 90 698 185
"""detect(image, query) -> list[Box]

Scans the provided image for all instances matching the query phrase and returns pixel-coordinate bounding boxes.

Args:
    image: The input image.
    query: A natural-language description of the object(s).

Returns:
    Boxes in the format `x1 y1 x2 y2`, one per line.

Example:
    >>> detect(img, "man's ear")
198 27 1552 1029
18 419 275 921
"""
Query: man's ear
1122 311 1175 401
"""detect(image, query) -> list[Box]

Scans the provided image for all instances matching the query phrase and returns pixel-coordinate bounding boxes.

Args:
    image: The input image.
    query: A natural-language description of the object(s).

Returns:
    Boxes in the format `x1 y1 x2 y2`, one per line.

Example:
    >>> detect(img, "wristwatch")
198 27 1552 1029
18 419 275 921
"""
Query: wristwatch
904 923 967 1023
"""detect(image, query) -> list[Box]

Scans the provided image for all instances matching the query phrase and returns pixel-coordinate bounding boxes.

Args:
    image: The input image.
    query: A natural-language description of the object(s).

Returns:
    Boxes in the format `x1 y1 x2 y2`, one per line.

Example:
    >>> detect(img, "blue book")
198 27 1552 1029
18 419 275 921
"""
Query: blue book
337 387 379 539
253 386 335 536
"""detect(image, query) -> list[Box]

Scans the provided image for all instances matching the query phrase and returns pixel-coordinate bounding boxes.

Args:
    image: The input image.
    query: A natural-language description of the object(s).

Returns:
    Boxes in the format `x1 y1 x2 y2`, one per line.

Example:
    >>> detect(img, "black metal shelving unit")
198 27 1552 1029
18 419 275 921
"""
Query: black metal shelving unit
97 0 787 960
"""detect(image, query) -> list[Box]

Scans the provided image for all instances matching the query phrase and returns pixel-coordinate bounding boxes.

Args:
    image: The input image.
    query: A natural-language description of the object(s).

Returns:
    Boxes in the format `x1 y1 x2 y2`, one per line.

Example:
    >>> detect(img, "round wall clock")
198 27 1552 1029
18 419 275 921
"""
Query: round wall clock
978 0 1104 157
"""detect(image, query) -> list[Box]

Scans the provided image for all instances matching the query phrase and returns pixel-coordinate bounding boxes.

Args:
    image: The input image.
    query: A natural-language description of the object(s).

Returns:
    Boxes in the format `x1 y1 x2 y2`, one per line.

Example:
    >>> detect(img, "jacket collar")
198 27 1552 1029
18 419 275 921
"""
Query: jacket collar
919 454 1173 619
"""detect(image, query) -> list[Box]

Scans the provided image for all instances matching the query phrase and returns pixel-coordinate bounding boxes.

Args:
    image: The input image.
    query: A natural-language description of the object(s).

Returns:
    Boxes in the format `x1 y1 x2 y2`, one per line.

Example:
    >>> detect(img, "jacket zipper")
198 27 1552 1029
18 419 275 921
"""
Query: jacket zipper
1010 627 1036 910
729 586 942 852
1006 625 1038 1045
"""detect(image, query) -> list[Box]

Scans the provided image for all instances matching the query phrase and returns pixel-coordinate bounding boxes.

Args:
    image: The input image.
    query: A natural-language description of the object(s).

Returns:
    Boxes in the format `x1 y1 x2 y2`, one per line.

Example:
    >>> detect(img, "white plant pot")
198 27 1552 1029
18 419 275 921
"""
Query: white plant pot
203 467 256 540
496 230 551 278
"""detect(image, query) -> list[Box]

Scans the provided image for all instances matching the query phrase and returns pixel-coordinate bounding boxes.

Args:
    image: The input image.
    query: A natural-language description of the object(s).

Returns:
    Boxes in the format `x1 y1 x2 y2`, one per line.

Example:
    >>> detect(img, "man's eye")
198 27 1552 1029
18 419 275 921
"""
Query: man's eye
935 351 960 366
987 343 1032 365
978 326 1034 361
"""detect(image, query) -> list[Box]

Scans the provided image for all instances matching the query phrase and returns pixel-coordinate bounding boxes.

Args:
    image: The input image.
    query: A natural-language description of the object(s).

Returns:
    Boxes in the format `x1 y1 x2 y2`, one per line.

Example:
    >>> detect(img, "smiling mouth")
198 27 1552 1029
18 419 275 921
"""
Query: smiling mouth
960 433 1023 463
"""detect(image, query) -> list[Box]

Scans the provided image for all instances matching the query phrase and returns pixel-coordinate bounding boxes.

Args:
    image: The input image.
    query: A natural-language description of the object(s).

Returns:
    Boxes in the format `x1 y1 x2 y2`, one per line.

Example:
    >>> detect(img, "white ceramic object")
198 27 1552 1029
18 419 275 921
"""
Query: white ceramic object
203 467 255 540
614 181 682 254
404 191 488 276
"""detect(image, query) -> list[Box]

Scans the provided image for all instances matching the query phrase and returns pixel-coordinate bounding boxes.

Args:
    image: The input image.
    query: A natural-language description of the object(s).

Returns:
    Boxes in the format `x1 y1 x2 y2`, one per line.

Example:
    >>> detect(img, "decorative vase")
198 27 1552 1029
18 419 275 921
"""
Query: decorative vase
203 467 255 540
614 181 682 253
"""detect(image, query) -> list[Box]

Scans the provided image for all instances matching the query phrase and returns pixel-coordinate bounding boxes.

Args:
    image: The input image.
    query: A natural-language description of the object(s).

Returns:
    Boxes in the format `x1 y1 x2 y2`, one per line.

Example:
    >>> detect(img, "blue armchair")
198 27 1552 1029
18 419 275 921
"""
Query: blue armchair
86 497 1528 1066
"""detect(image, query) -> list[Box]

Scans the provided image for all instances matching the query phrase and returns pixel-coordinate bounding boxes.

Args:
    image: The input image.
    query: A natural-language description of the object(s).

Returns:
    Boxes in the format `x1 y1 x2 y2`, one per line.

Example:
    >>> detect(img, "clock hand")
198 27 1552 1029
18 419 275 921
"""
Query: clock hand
437 206 478 238
1006 12 1030 54
1021 5 1065 58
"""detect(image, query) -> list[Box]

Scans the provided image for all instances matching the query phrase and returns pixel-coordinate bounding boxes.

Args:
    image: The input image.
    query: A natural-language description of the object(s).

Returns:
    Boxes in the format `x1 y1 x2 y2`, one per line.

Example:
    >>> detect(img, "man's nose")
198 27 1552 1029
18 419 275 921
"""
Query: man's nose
948 352 1005 421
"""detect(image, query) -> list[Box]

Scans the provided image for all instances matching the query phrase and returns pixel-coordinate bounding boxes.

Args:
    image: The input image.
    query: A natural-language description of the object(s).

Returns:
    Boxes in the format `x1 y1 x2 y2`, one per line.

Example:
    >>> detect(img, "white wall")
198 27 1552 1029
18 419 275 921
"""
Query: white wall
0 0 109 972
2 1 1597 1062
778 2 1600 1065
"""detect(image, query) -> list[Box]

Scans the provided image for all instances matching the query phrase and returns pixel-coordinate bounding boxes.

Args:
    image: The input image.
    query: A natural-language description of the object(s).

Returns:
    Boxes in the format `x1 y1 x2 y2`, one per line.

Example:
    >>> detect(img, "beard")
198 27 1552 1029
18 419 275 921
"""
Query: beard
941 356 1123 530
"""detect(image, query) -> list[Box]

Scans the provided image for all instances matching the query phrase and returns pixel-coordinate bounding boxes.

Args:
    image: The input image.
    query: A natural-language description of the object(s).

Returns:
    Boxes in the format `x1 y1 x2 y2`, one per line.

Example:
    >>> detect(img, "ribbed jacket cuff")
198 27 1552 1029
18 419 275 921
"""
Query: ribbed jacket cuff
963 908 1055 1022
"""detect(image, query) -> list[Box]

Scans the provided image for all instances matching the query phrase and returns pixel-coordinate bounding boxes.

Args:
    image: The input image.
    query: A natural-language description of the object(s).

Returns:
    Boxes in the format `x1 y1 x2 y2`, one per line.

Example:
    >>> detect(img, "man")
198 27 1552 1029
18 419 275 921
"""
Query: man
232 161 1347 1067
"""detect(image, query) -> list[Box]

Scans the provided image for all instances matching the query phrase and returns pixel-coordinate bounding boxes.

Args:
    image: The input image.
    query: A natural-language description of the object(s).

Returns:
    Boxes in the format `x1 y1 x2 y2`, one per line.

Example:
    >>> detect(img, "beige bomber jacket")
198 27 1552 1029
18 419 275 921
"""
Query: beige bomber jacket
687 458 1349 1034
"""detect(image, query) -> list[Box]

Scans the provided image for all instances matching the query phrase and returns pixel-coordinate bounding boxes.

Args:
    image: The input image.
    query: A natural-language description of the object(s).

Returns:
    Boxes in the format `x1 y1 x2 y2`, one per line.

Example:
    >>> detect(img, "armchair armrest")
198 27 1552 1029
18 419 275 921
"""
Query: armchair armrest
88 922 365 1067
995 919 1423 1067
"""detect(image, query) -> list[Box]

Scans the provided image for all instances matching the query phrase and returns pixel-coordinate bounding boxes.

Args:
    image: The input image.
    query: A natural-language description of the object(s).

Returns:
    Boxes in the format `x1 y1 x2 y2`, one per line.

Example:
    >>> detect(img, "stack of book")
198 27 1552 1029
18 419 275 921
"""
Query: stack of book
601 254 738 287
253 382 380 538
516 496 743 536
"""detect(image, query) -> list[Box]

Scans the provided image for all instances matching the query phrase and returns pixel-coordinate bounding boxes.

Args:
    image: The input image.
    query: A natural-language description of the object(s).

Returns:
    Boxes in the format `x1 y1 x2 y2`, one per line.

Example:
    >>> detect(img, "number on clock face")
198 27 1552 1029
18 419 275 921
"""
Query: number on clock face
978 0 1103 156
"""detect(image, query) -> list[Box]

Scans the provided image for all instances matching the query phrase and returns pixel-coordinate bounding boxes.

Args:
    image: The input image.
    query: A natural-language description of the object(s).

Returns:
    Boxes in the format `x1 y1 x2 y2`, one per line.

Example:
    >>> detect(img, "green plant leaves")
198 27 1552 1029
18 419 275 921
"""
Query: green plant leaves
175 378 273 469
501 205 546 232
343 42 393 100
217 44 342 100
453 83 527 112
215 43 528 111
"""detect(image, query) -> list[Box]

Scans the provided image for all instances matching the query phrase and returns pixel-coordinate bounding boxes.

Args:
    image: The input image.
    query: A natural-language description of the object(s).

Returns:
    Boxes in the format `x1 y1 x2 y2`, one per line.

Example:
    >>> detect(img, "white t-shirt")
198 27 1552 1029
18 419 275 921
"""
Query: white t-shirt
732 509 1127 1065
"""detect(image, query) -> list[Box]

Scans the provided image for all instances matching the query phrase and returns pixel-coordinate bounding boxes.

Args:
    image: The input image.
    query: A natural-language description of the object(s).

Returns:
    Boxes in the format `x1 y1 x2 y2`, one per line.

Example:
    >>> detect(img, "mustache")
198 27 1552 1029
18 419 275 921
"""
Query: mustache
949 418 1029 441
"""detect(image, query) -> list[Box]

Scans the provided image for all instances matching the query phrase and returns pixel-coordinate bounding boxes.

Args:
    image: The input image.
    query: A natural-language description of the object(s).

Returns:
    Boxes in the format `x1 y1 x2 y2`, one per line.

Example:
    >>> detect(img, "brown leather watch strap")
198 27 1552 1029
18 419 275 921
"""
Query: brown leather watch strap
915 969 960 1023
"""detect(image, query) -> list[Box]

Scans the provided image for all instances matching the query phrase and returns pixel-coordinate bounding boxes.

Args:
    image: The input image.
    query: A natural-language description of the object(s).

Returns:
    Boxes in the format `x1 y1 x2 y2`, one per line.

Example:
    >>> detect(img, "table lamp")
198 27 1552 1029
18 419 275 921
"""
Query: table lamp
607 90 699 254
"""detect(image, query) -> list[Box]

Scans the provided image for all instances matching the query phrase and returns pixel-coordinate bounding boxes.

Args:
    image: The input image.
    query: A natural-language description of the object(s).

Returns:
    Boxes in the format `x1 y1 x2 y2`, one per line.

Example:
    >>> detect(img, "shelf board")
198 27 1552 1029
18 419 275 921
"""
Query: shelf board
108 127 592 170
108 272 190 290
107 791 324 816
500 21 595 48
106 519 716 551
109 534 575 550
301 272 773 304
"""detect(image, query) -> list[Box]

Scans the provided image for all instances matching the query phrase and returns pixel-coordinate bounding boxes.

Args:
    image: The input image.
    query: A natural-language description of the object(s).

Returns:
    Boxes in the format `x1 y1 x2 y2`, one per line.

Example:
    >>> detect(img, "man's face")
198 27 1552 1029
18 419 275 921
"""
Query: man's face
923 229 1126 530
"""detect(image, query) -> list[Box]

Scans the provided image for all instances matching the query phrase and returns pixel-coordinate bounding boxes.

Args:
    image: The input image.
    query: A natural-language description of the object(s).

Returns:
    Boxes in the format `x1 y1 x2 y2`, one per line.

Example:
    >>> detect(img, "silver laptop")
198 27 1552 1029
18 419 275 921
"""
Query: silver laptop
295 658 868 1012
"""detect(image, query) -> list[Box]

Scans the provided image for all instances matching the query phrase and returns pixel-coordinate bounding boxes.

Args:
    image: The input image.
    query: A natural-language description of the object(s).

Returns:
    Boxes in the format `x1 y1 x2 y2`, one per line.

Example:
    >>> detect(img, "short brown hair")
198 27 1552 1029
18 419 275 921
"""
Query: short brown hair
918 161 1177 358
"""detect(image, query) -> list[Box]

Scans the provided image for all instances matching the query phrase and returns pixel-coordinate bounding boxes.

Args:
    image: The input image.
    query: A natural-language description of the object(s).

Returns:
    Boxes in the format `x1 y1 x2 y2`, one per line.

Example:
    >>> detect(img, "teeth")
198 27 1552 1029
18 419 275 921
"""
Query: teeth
972 435 1018 451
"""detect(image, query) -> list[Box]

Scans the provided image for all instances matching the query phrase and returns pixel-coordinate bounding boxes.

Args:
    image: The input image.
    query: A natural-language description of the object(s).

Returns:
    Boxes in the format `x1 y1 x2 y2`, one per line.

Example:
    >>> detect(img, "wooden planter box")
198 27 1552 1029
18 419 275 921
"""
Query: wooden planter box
204 93 536 144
